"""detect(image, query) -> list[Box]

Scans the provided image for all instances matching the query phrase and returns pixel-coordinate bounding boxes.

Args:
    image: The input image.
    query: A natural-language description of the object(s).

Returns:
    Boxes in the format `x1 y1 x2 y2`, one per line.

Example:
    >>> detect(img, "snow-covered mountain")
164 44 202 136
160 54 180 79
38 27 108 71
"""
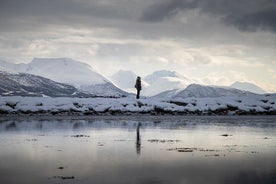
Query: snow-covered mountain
24 58 106 86
109 70 138 93
0 58 128 97
0 71 92 97
230 81 267 94
0 60 28 73
153 84 253 99
143 70 194 96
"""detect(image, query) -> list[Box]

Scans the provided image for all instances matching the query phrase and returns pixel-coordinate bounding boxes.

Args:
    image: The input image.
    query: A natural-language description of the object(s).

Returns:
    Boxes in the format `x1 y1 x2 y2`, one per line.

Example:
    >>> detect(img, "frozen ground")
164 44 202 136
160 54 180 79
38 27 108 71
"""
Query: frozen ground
0 94 276 115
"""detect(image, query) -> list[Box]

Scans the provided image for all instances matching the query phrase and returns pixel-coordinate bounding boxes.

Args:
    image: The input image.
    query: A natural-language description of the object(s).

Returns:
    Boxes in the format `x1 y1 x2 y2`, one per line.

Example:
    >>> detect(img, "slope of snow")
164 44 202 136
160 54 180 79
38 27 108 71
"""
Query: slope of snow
109 70 138 93
153 84 253 99
0 58 129 97
26 58 106 86
143 77 186 96
0 60 28 73
143 70 194 96
230 81 267 94
0 71 86 97
174 84 252 98
144 70 191 84
151 89 180 99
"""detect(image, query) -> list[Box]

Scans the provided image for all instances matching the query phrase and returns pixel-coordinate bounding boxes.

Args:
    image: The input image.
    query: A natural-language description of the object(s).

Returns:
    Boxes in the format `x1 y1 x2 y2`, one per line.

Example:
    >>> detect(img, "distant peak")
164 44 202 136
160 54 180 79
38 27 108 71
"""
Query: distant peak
151 70 178 77
230 81 266 94
31 57 78 64
185 83 204 89
117 69 136 75
31 57 93 69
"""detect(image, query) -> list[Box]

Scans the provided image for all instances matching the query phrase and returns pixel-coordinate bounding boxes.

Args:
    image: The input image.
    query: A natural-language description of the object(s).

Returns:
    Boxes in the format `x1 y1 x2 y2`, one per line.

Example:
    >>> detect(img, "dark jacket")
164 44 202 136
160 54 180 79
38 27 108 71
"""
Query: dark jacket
135 79 142 91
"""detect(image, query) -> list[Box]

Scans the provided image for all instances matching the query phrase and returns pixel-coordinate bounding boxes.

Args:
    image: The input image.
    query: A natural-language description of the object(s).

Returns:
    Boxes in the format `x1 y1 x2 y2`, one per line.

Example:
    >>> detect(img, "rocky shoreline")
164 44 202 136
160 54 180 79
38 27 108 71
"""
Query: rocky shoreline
1 105 275 116
1 96 276 116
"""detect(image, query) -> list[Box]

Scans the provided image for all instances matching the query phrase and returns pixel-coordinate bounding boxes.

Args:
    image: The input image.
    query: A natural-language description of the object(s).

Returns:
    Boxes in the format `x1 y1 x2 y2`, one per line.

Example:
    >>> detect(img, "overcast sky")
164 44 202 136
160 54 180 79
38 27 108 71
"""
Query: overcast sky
1 0 276 91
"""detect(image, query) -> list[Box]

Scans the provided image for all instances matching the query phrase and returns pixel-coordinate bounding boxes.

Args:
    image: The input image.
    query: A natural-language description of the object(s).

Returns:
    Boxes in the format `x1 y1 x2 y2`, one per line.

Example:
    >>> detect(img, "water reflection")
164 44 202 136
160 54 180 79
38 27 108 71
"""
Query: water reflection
136 122 141 155
5 121 16 130
1 116 276 132
0 116 276 184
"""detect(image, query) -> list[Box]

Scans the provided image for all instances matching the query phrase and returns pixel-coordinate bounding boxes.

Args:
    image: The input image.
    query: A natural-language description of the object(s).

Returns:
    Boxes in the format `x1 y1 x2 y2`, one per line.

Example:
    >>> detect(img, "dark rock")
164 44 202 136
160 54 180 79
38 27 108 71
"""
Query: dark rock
73 102 82 108
71 135 90 138
226 105 239 111
5 102 17 109
36 103 43 106
261 100 268 103
221 134 232 137
169 101 188 106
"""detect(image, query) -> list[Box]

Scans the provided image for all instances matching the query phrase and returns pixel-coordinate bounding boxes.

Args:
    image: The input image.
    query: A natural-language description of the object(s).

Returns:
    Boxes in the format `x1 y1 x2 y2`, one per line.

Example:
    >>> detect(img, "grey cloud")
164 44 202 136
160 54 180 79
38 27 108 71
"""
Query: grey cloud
140 0 198 22
140 0 276 33
226 9 276 32
0 0 129 23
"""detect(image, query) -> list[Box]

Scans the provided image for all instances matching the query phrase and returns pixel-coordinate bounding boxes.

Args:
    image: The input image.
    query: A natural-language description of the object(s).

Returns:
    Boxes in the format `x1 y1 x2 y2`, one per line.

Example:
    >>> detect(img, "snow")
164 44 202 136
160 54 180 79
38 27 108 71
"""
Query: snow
174 84 252 98
1 58 106 86
0 71 81 97
0 58 269 97
0 58 128 96
142 70 195 96
230 81 267 94
1 93 275 115
26 58 107 86
152 84 255 100
109 69 196 96
0 60 28 73
109 70 137 92
144 70 192 84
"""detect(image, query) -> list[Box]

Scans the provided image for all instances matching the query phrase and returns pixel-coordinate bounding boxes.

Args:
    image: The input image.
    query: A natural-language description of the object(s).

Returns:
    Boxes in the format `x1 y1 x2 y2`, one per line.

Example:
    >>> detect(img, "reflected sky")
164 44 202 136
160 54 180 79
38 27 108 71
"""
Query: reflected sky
0 116 276 184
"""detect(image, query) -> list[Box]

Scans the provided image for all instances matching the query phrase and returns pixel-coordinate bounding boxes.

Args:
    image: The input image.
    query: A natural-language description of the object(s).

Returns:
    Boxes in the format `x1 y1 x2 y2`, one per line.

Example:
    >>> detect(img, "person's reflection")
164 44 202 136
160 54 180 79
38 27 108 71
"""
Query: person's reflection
136 122 142 155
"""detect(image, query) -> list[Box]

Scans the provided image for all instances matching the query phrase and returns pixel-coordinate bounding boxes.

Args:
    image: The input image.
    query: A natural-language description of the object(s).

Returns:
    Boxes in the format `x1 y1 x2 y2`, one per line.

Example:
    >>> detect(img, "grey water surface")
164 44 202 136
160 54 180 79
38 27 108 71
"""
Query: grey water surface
0 116 276 184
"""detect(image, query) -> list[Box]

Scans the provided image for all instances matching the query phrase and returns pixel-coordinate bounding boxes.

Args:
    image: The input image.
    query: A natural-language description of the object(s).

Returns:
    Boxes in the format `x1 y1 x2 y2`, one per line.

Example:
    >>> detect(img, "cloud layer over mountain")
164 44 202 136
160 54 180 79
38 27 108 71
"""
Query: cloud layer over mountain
1 0 275 92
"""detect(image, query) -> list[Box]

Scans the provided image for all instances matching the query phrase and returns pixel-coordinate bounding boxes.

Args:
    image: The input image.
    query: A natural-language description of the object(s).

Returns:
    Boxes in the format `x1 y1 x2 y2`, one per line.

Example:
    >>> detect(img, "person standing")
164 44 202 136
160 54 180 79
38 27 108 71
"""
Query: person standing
135 76 142 99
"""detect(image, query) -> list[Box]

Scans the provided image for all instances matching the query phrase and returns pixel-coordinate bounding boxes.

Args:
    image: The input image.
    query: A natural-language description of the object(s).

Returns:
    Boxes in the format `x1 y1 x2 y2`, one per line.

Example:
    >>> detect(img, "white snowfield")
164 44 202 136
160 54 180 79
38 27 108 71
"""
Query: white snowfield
1 94 275 115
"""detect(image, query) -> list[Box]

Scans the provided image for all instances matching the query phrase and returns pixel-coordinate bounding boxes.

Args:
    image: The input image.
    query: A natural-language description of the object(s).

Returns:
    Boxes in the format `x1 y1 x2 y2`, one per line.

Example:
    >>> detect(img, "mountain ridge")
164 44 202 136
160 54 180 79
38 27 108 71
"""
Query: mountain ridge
0 70 94 97
0 58 269 97
230 81 267 94
153 83 255 99
0 58 129 97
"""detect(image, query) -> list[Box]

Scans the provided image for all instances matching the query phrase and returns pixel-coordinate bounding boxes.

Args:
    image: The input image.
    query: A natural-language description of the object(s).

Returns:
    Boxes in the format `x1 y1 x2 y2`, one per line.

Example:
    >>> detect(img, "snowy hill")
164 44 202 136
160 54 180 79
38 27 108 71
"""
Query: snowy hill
230 82 267 94
109 70 138 93
25 58 105 86
0 60 28 72
153 84 253 99
109 69 196 97
0 71 92 97
144 70 191 84
0 58 128 97
174 84 253 98
143 70 194 96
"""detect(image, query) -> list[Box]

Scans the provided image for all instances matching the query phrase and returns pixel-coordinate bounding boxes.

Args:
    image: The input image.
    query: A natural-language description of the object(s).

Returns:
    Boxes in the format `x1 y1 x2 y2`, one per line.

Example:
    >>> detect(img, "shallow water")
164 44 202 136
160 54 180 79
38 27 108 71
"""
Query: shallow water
0 116 276 184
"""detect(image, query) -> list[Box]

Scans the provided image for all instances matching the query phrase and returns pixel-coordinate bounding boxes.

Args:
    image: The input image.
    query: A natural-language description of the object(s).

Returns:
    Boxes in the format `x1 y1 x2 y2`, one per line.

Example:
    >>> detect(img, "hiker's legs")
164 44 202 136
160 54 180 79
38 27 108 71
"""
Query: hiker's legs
136 90 140 99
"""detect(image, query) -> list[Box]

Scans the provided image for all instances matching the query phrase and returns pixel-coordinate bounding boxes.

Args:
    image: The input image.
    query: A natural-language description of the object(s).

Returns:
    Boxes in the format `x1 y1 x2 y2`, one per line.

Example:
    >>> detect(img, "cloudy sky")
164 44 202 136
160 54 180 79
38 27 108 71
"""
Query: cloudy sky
1 0 276 91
